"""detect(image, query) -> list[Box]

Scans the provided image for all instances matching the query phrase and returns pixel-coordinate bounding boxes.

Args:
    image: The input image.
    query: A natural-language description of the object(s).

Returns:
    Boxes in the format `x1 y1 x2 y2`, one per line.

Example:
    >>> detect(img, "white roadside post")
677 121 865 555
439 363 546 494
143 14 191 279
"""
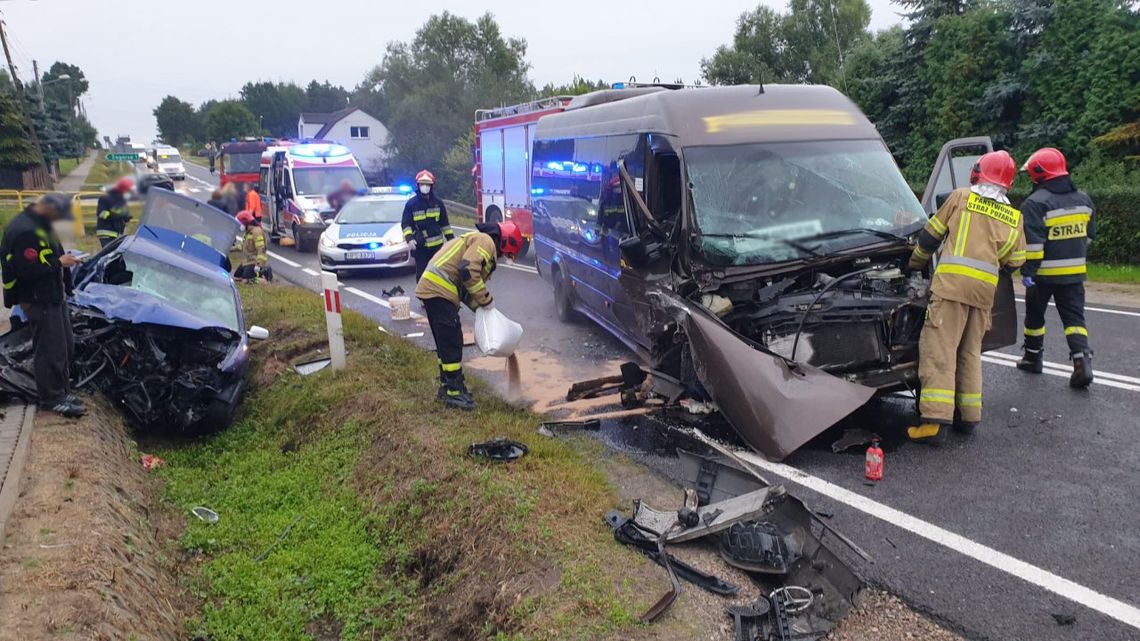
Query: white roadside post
320 271 347 370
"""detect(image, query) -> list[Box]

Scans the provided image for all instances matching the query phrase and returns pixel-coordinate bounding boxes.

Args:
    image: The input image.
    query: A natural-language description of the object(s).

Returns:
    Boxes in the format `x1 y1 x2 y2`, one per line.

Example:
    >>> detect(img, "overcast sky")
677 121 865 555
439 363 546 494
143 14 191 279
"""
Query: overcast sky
0 0 906 143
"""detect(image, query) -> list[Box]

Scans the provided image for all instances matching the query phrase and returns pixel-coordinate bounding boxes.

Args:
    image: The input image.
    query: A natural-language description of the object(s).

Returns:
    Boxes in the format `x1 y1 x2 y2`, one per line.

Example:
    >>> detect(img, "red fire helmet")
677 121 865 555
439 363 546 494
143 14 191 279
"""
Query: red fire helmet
1021 147 1068 184
498 220 523 259
415 169 436 185
971 150 1017 191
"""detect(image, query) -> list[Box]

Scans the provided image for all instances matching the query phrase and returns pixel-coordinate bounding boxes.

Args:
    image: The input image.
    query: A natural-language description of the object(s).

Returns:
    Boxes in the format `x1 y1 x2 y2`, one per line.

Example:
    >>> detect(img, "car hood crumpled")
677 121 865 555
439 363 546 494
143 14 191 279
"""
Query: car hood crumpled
75 284 237 334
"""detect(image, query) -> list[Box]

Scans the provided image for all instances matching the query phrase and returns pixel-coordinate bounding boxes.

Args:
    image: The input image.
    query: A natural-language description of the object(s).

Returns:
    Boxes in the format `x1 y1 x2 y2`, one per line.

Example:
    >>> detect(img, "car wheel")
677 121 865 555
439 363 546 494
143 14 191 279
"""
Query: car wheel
517 238 530 260
553 266 576 323
293 225 313 252
485 206 502 224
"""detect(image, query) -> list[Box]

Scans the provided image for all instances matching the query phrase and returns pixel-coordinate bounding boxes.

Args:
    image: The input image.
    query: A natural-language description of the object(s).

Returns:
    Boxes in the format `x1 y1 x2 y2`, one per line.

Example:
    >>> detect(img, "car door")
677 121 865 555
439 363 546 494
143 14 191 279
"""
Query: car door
919 136 1017 351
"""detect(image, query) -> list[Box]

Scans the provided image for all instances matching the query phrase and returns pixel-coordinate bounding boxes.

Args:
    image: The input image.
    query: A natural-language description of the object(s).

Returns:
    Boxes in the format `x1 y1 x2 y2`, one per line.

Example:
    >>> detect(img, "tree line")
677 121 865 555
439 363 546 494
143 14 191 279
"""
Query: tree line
153 80 351 148
705 0 1140 185
155 2 1139 200
0 61 98 176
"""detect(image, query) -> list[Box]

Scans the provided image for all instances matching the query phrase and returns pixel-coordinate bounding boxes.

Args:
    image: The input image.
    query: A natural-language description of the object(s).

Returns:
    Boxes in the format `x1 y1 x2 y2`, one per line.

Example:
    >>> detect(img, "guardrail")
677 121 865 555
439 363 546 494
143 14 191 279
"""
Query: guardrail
0 190 110 238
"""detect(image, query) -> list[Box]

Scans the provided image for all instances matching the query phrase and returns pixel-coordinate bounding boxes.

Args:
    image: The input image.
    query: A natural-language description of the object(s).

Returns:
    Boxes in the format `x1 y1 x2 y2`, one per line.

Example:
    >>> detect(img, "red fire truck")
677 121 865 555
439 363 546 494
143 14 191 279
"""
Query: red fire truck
219 139 271 188
473 96 573 258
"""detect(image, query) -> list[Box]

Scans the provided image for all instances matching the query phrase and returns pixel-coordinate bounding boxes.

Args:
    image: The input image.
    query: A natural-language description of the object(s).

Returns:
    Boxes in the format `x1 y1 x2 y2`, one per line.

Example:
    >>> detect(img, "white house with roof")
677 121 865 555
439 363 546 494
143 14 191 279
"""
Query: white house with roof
297 106 390 182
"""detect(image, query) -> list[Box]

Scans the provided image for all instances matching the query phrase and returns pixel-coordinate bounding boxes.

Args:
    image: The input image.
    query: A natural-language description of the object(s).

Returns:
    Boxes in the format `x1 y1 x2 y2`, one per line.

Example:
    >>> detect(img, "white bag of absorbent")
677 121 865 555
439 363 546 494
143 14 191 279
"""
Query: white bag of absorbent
474 306 523 357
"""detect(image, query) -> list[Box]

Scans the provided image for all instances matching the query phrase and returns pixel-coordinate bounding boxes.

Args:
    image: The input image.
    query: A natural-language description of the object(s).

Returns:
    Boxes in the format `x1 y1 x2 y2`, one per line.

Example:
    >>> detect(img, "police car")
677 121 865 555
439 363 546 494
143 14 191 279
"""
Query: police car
317 186 414 272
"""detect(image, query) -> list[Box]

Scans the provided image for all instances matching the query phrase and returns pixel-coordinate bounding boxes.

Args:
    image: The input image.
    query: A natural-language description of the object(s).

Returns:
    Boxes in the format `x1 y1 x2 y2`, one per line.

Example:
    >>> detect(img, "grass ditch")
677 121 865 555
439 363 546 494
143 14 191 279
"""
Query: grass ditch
156 282 658 641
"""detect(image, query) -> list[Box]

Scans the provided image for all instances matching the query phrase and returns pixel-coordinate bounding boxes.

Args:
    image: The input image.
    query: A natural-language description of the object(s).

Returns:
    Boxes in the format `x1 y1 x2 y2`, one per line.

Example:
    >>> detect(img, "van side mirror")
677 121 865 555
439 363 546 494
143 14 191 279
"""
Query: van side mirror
248 325 270 340
619 234 661 267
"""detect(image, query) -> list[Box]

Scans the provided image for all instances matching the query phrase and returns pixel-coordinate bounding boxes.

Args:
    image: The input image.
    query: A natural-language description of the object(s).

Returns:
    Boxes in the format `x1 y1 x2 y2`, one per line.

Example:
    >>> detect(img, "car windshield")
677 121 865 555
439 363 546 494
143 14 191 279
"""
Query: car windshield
121 250 239 331
223 152 261 174
292 167 366 196
687 140 926 265
337 199 404 224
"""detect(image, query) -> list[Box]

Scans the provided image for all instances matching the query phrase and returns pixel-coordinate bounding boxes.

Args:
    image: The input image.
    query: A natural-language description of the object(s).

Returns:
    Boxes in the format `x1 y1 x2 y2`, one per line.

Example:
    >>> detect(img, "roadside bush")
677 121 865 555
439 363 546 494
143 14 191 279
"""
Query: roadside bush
1008 187 1140 264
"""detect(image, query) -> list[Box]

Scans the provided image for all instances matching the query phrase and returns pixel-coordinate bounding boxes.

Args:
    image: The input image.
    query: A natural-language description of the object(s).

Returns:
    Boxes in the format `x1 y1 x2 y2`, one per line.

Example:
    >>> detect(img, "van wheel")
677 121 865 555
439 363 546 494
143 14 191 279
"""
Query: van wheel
553 267 576 323
517 238 530 260
485 206 502 224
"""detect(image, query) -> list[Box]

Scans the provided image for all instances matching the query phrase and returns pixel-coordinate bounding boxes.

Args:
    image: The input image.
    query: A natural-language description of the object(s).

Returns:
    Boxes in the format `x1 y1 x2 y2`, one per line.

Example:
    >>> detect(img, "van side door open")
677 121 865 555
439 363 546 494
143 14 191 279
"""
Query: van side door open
920 136 1018 351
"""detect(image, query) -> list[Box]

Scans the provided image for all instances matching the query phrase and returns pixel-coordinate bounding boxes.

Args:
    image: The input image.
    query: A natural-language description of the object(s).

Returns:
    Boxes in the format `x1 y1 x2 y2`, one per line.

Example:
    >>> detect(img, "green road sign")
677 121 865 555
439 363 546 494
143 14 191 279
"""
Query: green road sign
106 153 140 162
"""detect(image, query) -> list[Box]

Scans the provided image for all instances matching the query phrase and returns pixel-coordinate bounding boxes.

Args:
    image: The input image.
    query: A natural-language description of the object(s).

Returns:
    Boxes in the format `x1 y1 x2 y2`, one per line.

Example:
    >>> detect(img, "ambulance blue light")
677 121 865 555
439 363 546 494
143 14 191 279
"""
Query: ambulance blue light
397 184 413 193
546 161 564 171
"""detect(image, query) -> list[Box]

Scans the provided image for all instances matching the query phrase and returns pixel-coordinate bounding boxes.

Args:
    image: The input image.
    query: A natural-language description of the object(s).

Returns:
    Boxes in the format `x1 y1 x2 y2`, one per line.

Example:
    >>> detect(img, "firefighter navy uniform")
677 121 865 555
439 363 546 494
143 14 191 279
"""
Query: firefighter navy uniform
402 192 455 282
95 190 131 247
415 228 500 411
1017 175 1094 384
908 187 1026 439
0 205 77 410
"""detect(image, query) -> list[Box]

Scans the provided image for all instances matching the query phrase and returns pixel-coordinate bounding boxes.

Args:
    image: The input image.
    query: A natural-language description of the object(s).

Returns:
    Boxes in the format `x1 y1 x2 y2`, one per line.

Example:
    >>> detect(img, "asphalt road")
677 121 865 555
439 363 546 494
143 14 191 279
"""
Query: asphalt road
184 161 1140 641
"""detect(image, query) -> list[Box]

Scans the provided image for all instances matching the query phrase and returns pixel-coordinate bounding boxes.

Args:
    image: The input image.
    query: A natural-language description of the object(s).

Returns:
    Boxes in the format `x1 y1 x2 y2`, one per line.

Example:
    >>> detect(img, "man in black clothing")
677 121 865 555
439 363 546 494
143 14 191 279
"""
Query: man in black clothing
401 169 455 282
95 177 133 247
1016 147 1097 388
0 194 85 417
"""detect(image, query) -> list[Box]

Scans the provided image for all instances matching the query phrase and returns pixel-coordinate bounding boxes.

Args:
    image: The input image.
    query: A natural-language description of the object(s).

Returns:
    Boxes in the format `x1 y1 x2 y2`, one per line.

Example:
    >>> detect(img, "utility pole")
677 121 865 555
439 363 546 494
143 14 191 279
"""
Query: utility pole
0 19 20 92
32 58 41 102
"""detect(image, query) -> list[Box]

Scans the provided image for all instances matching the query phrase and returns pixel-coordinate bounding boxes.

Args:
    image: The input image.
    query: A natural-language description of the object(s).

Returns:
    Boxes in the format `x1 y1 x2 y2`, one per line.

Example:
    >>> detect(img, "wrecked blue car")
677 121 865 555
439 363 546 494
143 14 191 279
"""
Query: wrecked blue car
0 189 264 430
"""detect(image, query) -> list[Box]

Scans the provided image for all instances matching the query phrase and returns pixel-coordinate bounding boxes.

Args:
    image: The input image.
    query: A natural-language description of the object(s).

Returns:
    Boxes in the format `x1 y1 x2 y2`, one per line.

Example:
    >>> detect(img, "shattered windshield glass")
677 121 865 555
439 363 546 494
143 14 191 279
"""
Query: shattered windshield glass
687 140 926 265
122 251 240 331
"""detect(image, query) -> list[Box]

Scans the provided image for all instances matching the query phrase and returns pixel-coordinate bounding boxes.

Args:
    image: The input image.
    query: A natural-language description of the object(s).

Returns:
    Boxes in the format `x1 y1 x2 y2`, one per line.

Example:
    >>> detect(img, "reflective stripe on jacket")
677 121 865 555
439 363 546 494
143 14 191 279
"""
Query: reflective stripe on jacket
95 192 130 238
909 188 1026 310
0 207 71 307
401 193 454 250
241 226 268 266
414 232 497 308
1020 177 1094 285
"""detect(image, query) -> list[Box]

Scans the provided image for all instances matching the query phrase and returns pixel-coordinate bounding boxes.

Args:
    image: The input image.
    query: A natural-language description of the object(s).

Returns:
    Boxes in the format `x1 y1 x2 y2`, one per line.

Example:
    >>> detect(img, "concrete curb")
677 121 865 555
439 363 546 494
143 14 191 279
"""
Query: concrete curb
0 404 35 546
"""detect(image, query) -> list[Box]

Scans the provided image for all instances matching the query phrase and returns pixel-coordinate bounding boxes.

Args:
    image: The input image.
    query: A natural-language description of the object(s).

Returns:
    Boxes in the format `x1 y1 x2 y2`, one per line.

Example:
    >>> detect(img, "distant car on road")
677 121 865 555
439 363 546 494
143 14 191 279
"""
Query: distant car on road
136 171 174 195
317 187 413 273
155 147 186 180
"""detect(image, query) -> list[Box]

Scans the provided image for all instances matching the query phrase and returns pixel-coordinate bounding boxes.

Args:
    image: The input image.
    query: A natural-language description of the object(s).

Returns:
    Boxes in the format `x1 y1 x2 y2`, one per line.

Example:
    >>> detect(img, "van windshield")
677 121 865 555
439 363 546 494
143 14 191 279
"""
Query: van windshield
687 140 926 265
293 167 367 196
158 153 181 163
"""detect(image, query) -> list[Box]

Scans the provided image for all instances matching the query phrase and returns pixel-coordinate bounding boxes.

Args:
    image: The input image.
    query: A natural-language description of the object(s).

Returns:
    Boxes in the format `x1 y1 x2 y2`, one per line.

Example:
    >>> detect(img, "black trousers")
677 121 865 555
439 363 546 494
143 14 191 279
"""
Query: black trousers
24 302 74 405
98 235 116 248
413 246 441 284
1024 282 1089 354
421 297 464 381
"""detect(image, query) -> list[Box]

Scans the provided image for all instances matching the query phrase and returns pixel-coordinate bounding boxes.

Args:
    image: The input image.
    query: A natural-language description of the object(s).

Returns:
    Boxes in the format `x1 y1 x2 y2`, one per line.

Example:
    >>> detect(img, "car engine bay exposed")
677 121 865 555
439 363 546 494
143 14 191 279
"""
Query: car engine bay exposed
698 252 929 389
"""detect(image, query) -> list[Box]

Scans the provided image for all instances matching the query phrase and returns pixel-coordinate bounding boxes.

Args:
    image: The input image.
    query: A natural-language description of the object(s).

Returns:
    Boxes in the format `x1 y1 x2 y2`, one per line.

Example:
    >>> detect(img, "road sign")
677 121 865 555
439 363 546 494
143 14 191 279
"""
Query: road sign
105 153 139 162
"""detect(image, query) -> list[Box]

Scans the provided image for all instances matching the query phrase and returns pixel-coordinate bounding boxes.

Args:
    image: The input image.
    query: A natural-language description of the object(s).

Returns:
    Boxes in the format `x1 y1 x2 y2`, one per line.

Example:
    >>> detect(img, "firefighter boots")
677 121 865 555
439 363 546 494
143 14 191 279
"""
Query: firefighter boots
440 370 476 411
1070 352 1093 389
1016 348 1044 374
907 421 948 446
953 420 979 435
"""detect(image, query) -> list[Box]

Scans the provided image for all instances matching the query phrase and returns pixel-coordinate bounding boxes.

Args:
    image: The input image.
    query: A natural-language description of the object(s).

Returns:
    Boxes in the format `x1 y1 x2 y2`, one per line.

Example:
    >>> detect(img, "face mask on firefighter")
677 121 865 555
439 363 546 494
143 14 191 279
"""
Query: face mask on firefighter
419 184 430 195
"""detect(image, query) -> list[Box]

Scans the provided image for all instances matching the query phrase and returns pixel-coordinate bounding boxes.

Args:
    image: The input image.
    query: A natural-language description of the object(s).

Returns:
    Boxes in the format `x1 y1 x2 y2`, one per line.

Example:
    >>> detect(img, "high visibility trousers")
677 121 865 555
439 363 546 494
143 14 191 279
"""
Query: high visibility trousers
918 295 988 424
1023 282 1089 354
421 296 465 391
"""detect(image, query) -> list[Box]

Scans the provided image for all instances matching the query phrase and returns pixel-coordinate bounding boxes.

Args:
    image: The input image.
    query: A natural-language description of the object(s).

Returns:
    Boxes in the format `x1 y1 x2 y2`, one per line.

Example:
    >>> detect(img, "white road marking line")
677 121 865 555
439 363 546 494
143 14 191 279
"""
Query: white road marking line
452 225 475 232
186 173 215 189
734 450 1140 632
502 263 538 274
267 251 301 268
981 354 1140 392
985 350 1140 385
301 267 319 276
1015 297 1140 318
344 286 424 320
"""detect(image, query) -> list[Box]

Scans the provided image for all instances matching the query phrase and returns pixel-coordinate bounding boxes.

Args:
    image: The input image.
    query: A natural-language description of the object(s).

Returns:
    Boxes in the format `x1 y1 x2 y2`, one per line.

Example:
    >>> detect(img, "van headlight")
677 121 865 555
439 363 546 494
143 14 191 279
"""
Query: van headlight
319 234 334 249
303 209 321 224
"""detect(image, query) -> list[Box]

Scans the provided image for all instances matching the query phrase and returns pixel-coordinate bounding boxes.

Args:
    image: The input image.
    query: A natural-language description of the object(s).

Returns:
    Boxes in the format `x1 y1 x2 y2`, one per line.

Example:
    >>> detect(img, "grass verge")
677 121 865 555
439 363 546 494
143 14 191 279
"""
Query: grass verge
82 158 135 191
1087 262 1140 285
58 156 81 176
156 282 653 641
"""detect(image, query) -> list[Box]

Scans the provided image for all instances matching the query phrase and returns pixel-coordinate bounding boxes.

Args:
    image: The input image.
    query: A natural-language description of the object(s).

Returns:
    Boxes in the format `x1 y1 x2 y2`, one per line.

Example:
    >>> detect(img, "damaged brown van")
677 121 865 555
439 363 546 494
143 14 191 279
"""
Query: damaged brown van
531 84 1017 459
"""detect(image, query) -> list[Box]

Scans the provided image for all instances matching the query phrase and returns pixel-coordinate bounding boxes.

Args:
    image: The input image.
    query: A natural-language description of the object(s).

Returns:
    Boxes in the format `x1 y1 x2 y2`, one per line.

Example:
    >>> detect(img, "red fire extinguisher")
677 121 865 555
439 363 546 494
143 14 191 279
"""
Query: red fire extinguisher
865 439 884 482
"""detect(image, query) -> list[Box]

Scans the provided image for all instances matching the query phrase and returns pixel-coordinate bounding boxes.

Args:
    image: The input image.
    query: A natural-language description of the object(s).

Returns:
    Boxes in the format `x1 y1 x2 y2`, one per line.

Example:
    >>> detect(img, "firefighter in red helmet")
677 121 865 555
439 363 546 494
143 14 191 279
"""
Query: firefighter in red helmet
402 169 456 282
415 220 523 411
906 150 1026 444
1016 147 1096 387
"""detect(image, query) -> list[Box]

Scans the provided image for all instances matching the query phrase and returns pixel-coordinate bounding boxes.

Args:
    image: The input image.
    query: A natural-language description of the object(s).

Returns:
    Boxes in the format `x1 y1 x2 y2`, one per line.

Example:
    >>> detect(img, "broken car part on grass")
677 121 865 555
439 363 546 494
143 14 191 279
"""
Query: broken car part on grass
0 190 260 432
608 448 864 638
